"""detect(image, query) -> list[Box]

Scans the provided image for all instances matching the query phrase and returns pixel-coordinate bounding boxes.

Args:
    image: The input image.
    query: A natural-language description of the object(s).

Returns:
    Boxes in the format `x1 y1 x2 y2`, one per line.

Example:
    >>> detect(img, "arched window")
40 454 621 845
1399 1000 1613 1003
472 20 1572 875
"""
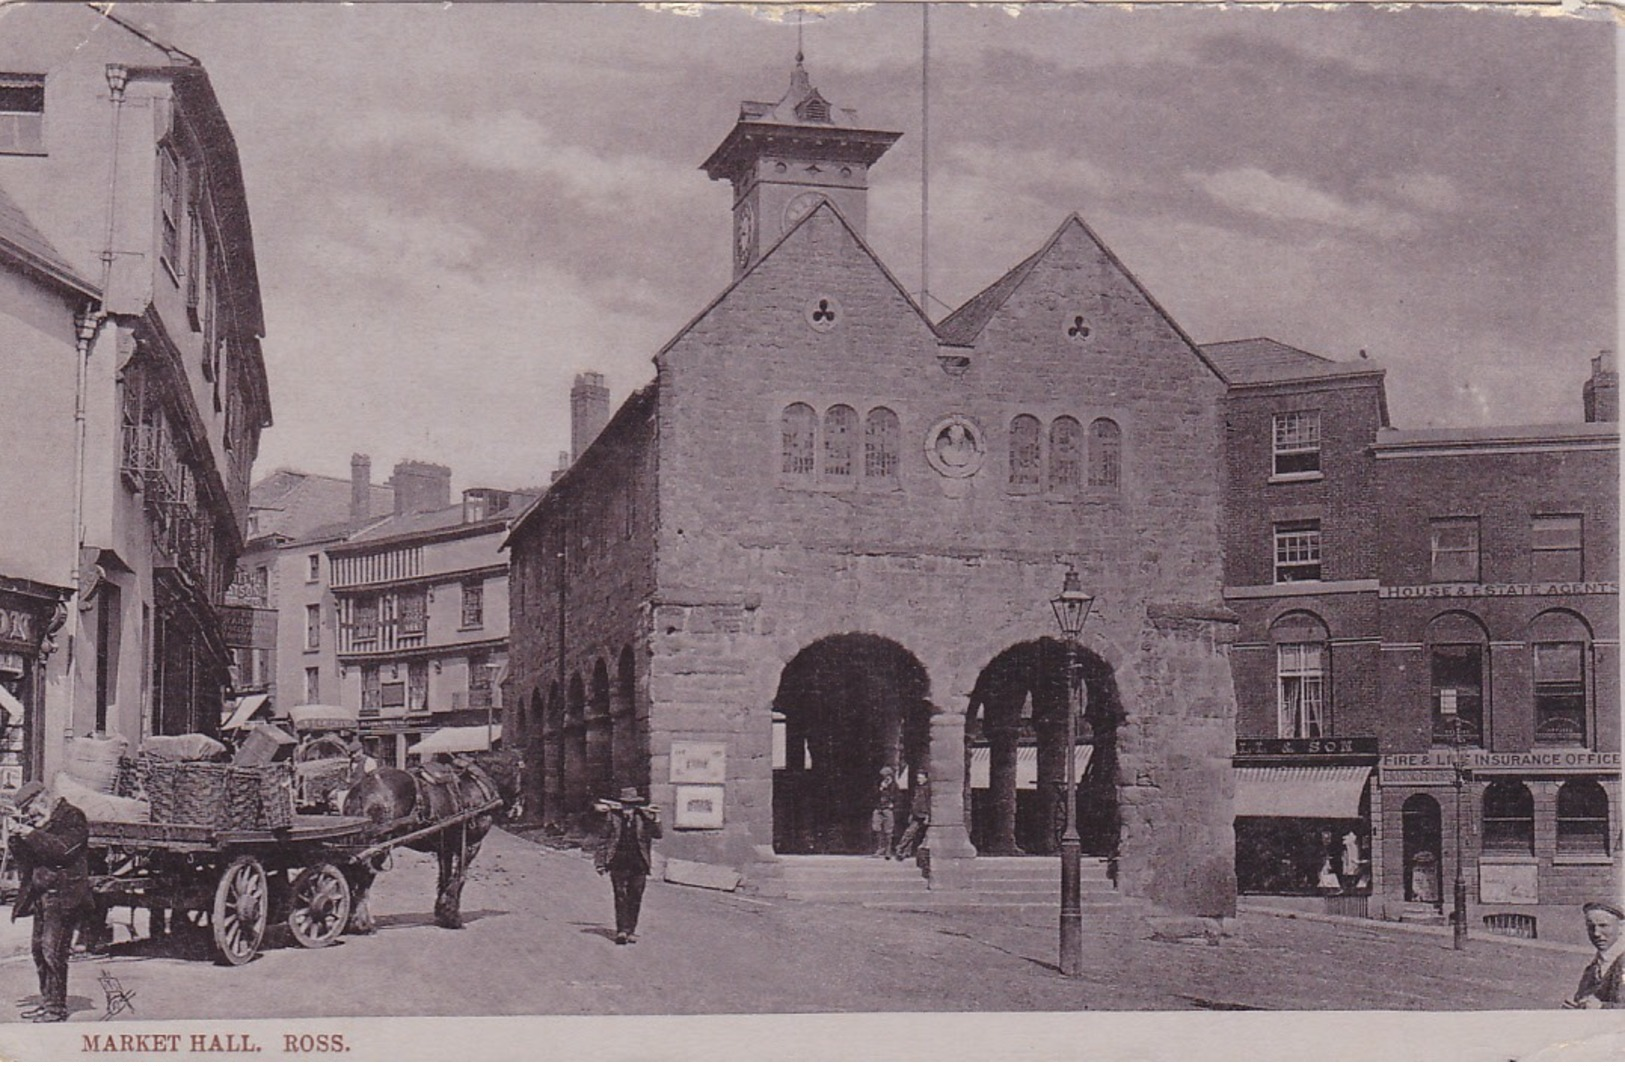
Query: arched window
1530 611 1591 746
822 405 857 480
1088 418 1121 488
781 403 816 479
1481 780 1534 855
1272 612 1329 739
1008 415 1041 492
1427 612 1487 747
1557 779 1611 856
864 407 900 482
1047 417 1083 493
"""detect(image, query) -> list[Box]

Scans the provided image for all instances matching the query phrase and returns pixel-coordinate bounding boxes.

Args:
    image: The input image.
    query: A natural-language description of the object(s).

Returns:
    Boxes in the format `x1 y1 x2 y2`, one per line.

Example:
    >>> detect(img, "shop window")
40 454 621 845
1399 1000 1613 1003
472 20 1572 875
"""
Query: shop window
1429 518 1480 583
1530 610 1591 746
0 74 45 155
1272 411 1320 476
1272 612 1329 739
1556 779 1611 856
1008 415 1041 492
1428 612 1486 747
1273 520 1322 583
1047 417 1083 493
1088 418 1121 488
864 407 900 482
1531 515 1583 582
822 405 857 480
780 403 816 479
1481 780 1534 856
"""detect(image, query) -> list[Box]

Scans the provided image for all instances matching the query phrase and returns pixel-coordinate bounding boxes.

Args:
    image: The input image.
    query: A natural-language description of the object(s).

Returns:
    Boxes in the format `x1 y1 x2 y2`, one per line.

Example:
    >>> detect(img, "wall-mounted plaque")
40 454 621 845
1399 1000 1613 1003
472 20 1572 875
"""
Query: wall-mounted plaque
1478 862 1538 905
670 741 726 784
674 784 725 829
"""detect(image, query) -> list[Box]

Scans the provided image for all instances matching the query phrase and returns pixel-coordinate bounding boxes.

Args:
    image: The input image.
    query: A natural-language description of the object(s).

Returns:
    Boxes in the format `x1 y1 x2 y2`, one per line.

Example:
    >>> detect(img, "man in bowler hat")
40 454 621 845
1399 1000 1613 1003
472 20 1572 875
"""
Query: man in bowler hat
1564 901 1625 1009
9 781 91 1022
595 787 662 945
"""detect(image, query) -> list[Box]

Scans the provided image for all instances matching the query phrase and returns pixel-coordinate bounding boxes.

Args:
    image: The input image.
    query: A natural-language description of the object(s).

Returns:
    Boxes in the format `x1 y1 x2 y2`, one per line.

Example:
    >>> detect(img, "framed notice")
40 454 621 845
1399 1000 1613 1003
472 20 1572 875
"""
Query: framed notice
673 784 725 829
1478 862 1538 905
669 741 726 784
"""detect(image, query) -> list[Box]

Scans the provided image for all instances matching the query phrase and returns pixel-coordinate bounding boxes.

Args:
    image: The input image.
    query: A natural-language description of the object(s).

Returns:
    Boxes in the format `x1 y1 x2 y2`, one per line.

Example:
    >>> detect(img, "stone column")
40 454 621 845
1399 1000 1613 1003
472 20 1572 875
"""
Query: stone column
986 722 1020 856
925 706 976 888
1033 719 1066 855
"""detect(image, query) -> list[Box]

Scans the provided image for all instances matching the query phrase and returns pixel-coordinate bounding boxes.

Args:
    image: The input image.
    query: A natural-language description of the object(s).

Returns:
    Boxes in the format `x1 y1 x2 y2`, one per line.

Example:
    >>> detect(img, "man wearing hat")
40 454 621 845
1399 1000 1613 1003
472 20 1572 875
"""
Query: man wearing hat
594 787 662 945
1564 901 1625 1009
8 781 91 1022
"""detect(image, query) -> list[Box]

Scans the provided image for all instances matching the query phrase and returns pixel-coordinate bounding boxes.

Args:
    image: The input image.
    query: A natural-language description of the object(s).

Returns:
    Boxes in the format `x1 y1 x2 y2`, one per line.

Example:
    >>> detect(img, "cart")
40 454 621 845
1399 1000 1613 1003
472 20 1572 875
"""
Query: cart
86 798 502 966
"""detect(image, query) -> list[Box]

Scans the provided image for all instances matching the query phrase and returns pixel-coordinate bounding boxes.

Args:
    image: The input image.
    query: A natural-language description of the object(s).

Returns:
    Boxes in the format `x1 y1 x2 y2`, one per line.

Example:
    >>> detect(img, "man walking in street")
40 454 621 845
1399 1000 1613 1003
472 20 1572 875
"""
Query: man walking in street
8 781 92 1023
595 787 662 945
895 770 931 860
870 766 897 859
1564 901 1625 1009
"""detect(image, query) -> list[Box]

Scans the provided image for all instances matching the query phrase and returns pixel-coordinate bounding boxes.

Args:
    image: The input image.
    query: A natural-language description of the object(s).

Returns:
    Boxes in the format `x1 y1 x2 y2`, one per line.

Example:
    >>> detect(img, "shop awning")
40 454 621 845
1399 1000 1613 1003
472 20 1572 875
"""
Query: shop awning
1234 765 1370 819
220 693 270 732
969 746 1091 790
409 725 501 756
287 704 359 732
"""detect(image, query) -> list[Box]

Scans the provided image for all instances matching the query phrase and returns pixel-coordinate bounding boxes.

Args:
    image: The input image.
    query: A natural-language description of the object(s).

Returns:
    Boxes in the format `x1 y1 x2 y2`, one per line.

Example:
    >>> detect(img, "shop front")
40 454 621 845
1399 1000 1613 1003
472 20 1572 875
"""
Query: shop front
1233 737 1378 913
0 580 69 790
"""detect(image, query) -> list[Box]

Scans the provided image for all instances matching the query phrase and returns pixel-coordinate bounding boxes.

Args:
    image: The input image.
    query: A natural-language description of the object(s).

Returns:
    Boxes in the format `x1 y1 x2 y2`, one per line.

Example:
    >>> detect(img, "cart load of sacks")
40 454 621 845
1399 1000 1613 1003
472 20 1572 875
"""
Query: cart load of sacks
53 724 299 830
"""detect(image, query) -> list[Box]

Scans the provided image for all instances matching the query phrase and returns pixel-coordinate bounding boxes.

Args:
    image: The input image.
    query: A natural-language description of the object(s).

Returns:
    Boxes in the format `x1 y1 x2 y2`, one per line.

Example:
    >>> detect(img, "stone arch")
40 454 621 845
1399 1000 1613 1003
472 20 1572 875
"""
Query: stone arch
771 633 932 855
965 637 1123 857
563 673 587 816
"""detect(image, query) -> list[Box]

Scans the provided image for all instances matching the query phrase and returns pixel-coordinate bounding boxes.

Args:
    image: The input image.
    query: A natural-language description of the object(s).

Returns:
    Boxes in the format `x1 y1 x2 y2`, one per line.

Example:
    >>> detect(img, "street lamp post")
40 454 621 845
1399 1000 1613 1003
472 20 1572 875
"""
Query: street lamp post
1442 705 1469 950
1050 566 1096 978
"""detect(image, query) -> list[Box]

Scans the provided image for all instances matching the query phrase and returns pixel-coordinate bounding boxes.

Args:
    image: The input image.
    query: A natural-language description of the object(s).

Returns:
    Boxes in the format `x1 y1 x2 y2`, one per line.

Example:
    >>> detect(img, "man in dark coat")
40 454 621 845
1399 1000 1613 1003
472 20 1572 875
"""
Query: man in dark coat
594 787 662 945
895 770 931 860
9 781 92 1022
1564 901 1625 1009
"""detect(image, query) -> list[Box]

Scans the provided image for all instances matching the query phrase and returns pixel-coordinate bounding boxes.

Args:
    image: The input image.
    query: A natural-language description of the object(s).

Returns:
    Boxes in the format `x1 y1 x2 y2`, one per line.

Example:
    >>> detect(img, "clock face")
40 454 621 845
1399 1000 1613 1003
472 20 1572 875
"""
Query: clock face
783 192 828 232
735 205 756 268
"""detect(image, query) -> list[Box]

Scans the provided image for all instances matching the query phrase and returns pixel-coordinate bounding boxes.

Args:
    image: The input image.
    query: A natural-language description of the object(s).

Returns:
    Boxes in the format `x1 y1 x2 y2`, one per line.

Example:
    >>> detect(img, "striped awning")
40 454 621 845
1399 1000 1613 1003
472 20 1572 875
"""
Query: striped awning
1233 765 1370 819
969 746 1092 790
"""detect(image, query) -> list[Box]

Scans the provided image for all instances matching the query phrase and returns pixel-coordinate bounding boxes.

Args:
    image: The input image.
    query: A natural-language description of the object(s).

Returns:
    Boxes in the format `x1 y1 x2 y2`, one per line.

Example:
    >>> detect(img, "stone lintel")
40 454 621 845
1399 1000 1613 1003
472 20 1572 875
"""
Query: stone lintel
1146 602 1240 627
650 588 763 610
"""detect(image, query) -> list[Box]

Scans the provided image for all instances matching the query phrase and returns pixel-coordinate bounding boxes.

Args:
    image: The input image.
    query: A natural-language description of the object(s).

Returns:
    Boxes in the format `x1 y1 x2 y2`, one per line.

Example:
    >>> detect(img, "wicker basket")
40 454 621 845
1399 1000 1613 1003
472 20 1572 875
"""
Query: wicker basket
253 764 296 830
140 759 294 830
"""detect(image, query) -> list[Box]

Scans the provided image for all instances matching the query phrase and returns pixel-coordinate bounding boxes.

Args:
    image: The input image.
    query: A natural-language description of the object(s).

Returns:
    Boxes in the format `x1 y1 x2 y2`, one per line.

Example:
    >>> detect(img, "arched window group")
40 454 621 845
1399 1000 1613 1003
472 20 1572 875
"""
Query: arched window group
781 403 900 487
1009 415 1120 494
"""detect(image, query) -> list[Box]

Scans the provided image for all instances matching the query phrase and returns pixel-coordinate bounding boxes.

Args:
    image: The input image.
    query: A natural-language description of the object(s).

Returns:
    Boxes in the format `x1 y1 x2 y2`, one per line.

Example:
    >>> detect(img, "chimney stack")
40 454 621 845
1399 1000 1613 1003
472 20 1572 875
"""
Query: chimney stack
550 450 570 484
350 454 371 524
571 372 611 463
1584 349 1617 423
390 460 452 516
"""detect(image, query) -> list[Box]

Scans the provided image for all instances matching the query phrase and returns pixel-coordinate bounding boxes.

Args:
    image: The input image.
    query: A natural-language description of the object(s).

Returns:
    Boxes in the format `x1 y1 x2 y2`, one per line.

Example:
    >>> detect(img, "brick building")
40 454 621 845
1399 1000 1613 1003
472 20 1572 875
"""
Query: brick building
1216 341 1619 943
504 58 1240 918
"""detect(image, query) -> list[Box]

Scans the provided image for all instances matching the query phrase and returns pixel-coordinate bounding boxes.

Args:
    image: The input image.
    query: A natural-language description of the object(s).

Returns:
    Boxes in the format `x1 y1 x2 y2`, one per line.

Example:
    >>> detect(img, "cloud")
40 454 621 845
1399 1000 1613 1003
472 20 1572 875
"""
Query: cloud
1189 166 1423 239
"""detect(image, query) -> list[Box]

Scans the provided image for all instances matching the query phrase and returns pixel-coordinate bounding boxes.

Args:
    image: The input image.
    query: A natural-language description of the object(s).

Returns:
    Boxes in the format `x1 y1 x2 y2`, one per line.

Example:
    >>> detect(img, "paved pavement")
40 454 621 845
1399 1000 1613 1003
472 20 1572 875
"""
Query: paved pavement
0 826 1595 1025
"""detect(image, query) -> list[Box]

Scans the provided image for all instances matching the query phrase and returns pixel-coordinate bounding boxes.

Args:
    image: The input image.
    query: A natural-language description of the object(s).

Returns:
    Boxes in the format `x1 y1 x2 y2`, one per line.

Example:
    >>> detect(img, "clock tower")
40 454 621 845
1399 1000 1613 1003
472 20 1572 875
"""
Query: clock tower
701 54 902 278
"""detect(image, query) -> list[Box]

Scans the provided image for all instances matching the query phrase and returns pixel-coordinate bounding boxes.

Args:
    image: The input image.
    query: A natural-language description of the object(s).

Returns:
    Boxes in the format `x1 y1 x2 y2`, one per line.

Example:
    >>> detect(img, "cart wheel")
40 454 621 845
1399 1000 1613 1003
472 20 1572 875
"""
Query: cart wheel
211 856 268 966
287 863 352 949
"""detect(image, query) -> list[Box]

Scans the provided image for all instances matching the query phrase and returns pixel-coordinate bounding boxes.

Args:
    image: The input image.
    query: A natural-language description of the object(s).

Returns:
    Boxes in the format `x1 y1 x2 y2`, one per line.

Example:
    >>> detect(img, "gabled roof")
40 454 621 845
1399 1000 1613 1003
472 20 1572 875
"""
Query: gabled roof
97 6 200 65
335 497 530 553
0 182 97 298
249 469 393 542
1200 338 1382 386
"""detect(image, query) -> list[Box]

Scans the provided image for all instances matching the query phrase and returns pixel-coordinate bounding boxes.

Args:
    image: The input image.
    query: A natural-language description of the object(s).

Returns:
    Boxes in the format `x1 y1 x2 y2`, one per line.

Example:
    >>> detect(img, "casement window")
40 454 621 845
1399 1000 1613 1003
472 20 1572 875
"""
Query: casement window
461 580 484 629
0 74 45 155
1008 415 1042 492
408 660 429 712
822 405 857 480
1429 518 1480 583
1481 781 1535 856
361 665 381 712
187 199 206 331
1047 417 1083 493
864 407 900 482
399 589 427 636
1556 780 1611 856
307 554 321 583
1273 520 1322 583
159 145 182 276
1428 612 1487 747
1272 411 1320 476
1531 514 1583 582
781 403 816 479
304 604 320 651
352 597 379 642
1088 418 1121 489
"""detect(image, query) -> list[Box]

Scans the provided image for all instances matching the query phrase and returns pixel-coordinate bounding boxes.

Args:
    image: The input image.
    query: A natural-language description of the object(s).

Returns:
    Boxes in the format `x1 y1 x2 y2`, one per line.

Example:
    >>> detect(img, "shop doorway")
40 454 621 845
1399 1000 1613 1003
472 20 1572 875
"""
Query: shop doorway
771 635 931 855
965 638 1121 857
1402 794 1443 907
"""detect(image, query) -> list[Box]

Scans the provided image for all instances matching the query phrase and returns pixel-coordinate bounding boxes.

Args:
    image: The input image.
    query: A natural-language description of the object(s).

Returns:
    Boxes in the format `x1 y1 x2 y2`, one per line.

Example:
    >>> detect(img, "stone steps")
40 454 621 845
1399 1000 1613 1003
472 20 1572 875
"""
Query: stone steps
770 853 1130 913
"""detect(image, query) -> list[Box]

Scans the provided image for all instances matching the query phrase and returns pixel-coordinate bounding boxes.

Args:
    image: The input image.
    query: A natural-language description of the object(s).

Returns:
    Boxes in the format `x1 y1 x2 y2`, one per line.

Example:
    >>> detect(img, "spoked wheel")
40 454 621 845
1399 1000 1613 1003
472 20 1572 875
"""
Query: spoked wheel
287 863 352 949
211 855 269 966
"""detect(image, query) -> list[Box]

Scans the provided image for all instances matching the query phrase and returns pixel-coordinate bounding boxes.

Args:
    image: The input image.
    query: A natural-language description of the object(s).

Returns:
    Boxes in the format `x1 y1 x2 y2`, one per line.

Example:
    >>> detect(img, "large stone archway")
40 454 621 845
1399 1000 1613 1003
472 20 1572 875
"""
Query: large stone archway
965 637 1122 858
771 634 932 855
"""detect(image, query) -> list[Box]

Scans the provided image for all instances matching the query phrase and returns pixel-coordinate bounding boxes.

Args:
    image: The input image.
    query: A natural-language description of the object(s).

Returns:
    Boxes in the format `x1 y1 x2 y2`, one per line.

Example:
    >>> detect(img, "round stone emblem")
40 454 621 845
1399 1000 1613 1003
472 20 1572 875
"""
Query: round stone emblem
923 415 986 479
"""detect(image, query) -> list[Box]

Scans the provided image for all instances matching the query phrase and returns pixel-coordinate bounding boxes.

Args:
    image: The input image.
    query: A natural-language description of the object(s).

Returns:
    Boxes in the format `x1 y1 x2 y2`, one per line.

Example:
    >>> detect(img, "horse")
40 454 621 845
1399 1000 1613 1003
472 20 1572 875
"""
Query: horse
340 752 523 931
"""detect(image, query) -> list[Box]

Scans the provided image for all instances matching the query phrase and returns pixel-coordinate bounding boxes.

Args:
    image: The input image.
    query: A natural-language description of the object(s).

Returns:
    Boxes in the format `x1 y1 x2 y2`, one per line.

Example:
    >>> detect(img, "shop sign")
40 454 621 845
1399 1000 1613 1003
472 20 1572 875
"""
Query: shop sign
1478 862 1538 905
669 741 726 784
1379 768 1455 787
1238 737 1377 758
0 609 34 649
1379 581 1617 599
220 607 256 647
1381 751 1621 773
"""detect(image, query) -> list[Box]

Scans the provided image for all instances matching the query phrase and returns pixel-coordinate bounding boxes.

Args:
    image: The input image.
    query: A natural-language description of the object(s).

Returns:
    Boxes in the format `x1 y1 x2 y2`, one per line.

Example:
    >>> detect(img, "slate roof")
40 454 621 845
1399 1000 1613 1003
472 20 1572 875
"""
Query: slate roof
1375 422 1618 450
0 182 96 296
338 496 534 551
1200 338 1381 386
934 246 1045 346
249 470 394 542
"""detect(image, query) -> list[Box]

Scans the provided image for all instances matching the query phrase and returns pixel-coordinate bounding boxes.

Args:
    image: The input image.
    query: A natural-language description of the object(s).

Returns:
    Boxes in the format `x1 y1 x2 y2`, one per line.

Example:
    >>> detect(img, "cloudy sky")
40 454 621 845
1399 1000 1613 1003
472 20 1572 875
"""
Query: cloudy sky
111 3 1615 491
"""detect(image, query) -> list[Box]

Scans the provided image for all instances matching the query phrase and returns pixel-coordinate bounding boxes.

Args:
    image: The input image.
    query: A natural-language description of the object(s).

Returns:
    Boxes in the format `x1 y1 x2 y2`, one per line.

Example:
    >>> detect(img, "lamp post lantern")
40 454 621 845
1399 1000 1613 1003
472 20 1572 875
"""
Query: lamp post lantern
1442 703 1469 950
1050 566 1096 978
